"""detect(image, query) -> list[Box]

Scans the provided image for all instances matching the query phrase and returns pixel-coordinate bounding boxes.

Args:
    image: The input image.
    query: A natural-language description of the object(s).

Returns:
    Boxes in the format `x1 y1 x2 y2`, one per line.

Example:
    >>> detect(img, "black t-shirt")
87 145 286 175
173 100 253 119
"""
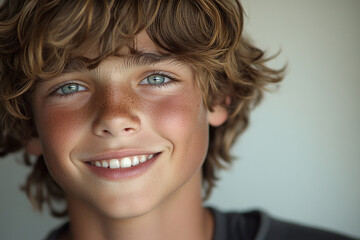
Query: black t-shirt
210 208 356 240
45 208 357 240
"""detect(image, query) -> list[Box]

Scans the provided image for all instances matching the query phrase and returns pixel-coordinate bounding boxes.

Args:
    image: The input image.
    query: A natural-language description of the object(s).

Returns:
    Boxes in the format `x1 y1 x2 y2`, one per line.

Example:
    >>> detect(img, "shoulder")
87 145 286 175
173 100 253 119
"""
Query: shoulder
43 222 69 240
209 207 357 240
260 214 356 240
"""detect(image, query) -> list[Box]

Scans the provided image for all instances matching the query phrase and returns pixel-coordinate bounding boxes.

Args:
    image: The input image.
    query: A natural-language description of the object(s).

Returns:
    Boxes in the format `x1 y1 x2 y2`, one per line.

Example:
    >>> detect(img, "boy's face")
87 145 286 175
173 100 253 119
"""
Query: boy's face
28 31 227 218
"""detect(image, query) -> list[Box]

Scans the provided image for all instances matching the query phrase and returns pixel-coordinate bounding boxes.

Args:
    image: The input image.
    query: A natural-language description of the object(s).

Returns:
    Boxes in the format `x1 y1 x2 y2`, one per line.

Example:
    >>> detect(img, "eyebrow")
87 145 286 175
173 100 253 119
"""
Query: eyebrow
62 52 182 74
125 52 181 67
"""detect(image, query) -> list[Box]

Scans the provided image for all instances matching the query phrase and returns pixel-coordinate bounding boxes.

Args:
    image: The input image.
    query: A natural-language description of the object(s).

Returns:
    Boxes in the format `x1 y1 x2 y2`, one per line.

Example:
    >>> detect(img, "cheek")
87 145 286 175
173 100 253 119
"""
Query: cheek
149 93 205 136
34 102 90 161
145 91 209 165
33 101 92 188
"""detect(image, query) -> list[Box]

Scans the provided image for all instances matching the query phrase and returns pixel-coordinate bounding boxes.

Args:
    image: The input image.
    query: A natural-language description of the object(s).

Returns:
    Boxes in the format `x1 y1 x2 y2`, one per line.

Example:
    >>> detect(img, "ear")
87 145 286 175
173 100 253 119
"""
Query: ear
25 138 43 156
208 104 228 127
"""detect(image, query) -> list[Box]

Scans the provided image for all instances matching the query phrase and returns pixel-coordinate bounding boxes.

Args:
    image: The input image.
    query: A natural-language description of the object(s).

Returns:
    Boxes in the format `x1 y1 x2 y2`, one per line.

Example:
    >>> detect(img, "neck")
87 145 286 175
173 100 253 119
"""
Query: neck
63 172 213 240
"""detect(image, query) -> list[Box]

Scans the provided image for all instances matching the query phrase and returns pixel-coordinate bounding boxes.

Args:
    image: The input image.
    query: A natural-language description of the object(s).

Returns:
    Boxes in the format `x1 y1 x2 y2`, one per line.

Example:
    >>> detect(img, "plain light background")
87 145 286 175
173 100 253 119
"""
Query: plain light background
1 0 359 239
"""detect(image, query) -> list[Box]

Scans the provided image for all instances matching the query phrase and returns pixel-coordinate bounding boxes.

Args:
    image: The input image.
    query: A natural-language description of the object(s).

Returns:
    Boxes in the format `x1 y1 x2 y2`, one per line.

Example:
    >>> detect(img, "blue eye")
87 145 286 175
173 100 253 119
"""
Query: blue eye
55 83 86 95
140 74 171 86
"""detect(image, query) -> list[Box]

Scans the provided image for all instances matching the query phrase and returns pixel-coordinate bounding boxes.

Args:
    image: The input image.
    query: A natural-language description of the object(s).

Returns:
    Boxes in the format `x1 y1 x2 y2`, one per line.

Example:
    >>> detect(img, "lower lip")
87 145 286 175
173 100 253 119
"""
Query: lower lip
85 153 160 180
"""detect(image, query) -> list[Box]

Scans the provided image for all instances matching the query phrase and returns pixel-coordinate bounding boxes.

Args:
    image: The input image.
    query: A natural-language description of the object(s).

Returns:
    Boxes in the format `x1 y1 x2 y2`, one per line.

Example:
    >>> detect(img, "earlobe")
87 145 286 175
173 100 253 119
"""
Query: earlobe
208 105 228 127
25 138 43 156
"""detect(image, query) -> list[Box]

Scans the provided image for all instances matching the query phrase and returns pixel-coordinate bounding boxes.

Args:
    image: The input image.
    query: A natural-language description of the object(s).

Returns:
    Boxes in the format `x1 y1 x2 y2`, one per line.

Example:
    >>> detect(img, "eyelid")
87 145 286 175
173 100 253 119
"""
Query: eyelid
139 71 179 85
48 80 88 96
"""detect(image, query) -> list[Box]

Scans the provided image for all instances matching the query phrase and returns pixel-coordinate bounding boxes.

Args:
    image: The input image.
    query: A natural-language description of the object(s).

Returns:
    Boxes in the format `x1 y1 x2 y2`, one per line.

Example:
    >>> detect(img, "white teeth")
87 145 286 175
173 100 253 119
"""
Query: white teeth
109 159 120 169
120 157 132 168
132 156 140 166
140 155 147 163
91 154 157 169
101 161 109 168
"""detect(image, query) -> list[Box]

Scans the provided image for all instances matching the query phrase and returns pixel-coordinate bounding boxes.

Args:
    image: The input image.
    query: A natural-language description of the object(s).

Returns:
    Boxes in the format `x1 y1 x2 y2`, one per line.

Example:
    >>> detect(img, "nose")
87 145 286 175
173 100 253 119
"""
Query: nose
92 91 141 138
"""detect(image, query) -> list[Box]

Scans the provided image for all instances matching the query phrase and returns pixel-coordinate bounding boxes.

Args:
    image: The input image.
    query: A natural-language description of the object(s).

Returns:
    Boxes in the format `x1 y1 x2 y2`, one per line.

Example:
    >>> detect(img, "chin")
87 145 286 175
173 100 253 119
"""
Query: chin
101 203 157 220
87 192 161 220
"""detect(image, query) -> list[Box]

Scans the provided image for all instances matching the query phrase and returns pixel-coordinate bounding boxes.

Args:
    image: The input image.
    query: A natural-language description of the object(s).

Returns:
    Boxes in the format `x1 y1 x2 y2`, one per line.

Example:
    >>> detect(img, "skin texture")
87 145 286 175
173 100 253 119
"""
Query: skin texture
28 32 228 240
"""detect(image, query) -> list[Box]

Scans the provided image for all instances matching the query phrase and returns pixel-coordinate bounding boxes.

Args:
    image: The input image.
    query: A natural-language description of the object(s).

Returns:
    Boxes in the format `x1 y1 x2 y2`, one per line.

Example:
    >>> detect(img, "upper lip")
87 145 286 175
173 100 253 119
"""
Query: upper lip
84 149 161 162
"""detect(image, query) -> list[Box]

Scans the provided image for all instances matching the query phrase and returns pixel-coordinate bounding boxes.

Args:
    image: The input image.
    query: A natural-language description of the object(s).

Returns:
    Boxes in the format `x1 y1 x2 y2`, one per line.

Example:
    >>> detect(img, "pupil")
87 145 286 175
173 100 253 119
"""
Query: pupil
63 84 78 94
149 75 164 84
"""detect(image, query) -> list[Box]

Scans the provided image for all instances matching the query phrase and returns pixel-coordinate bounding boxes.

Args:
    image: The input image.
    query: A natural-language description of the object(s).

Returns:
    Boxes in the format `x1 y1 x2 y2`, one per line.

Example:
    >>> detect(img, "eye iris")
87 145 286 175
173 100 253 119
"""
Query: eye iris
148 75 165 84
61 84 79 94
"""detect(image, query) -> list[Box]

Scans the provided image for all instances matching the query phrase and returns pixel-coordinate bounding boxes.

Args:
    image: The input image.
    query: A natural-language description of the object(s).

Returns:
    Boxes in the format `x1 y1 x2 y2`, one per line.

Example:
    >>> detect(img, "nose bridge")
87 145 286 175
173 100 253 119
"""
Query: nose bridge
92 84 141 137
102 86 133 115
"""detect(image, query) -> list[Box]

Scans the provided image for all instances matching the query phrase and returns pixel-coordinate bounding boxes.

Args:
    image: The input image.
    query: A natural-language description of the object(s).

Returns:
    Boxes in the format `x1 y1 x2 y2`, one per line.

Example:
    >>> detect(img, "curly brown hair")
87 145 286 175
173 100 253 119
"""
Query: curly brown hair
0 0 284 217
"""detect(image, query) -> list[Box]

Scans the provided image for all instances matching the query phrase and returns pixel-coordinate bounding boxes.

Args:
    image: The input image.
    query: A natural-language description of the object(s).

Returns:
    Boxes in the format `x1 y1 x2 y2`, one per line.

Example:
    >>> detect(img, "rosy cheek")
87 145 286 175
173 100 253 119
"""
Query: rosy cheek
149 96 192 132
35 98 90 158
144 89 208 156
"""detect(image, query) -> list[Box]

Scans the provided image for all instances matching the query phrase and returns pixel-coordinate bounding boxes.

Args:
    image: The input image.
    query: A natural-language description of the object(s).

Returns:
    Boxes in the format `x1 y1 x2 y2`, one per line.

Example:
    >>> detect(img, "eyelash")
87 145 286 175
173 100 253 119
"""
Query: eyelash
140 71 179 88
49 72 179 98
49 80 87 98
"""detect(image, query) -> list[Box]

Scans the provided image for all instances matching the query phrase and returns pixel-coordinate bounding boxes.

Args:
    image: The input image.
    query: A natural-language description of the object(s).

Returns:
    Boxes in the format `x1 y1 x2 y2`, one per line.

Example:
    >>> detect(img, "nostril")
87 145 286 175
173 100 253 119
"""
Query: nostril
102 129 111 135
93 116 140 137
124 128 134 132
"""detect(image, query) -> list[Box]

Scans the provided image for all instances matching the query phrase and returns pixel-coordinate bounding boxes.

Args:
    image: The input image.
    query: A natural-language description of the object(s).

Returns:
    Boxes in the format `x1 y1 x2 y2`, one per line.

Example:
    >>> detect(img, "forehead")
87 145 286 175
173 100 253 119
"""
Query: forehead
62 31 182 74
82 31 163 59
133 31 163 55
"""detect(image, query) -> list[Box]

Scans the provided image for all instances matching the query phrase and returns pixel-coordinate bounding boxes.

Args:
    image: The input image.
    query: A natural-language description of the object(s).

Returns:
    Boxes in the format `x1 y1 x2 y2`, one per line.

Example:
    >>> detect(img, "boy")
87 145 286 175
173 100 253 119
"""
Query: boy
0 0 356 239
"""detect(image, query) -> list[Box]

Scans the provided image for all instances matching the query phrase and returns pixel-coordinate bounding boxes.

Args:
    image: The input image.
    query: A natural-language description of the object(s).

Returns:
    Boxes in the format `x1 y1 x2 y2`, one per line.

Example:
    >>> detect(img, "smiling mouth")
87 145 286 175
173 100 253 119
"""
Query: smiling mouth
87 153 160 169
